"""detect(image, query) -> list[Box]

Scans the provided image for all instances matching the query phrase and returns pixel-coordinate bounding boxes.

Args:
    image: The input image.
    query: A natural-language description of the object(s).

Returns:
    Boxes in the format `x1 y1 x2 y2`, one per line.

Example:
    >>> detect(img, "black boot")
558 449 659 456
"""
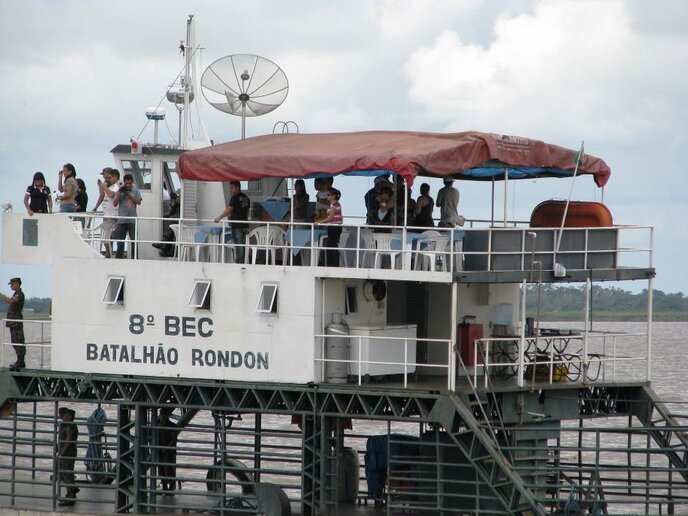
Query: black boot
58 487 79 506
9 360 25 371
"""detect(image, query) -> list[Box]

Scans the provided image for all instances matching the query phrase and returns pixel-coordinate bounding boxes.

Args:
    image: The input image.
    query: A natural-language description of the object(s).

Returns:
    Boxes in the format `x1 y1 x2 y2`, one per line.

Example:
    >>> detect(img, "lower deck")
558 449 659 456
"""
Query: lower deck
1 368 687 515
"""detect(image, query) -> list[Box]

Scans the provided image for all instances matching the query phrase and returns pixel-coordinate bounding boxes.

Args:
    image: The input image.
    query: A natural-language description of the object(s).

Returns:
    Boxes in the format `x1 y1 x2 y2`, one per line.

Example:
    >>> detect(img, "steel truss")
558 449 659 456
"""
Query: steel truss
1 370 687 515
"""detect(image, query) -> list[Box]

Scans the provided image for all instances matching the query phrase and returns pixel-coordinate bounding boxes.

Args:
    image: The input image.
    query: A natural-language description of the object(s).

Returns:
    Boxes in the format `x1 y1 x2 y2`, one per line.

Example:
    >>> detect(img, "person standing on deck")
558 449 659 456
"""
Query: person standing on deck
112 173 142 259
315 187 343 267
436 177 461 228
57 407 80 506
157 407 181 494
93 168 120 258
291 179 310 223
57 163 78 213
214 181 251 263
24 172 53 215
1 277 25 371
414 183 435 227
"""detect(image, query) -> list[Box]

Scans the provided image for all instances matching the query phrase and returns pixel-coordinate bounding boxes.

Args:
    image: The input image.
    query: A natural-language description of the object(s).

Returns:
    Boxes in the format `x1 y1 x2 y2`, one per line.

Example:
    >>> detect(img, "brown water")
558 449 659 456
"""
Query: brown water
2 321 687 514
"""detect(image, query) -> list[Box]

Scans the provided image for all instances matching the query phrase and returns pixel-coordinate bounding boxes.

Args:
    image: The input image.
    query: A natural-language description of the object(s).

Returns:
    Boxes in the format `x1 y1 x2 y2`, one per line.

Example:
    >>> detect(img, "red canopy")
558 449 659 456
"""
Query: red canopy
178 130 611 187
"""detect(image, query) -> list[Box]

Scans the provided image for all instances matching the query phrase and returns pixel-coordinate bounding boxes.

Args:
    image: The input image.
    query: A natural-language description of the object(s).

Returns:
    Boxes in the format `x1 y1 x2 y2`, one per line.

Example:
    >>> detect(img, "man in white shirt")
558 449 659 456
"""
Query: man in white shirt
94 169 120 258
436 177 461 227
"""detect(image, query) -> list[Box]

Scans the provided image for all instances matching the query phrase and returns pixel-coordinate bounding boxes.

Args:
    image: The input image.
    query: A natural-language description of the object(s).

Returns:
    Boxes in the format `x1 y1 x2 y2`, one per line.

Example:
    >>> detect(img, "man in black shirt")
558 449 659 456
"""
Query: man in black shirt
214 181 251 263
57 407 80 506
1 277 25 371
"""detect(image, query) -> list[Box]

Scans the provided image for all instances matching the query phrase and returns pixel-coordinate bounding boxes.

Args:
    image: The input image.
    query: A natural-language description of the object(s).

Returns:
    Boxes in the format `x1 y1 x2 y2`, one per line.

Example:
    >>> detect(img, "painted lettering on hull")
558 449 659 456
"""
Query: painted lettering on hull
191 349 269 369
85 343 268 370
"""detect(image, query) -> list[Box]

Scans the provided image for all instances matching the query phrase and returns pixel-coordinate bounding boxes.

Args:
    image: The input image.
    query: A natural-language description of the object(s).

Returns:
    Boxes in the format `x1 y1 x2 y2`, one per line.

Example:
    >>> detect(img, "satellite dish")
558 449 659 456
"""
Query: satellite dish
201 54 289 139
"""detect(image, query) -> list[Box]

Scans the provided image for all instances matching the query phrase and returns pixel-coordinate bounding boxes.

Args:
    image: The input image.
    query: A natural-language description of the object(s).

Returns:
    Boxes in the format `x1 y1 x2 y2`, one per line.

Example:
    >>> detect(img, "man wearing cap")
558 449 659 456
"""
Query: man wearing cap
1 277 25 371
57 407 80 505
436 177 461 228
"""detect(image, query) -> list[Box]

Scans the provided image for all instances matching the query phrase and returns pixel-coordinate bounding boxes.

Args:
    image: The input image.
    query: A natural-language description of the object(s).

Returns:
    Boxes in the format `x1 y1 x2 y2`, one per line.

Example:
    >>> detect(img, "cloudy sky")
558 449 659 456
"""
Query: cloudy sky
1 0 686 298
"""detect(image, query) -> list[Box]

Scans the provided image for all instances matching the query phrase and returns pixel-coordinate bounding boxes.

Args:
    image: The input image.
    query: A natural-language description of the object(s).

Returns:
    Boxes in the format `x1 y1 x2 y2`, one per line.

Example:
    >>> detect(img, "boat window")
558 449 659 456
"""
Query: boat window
163 161 180 194
121 160 152 190
256 283 278 314
22 219 38 246
189 280 211 310
103 277 125 305
345 285 358 315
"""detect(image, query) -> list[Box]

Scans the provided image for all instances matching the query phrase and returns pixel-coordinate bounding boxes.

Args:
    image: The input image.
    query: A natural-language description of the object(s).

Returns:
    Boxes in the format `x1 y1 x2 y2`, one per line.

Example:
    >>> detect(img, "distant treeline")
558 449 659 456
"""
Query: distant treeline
1 297 51 316
526 285 688 321
2 289 687 321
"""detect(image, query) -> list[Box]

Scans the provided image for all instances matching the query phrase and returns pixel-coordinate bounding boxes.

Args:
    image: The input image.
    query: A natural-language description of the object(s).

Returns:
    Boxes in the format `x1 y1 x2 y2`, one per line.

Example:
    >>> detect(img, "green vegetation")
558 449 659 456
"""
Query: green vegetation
526 285 688 321
1 297 51 318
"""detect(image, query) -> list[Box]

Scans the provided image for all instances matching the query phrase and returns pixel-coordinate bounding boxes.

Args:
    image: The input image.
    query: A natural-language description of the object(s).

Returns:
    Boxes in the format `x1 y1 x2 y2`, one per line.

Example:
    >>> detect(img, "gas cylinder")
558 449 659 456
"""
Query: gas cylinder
325 313 350 383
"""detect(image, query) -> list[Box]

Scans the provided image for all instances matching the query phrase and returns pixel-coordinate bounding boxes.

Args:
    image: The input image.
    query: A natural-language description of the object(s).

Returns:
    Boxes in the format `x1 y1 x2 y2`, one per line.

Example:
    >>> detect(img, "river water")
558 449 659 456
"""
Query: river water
1 321 687 513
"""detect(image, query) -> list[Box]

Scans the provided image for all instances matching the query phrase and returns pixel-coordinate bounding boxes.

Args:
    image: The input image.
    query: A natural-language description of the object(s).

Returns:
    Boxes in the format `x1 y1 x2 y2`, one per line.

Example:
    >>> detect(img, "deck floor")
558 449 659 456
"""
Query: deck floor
0 481 392 515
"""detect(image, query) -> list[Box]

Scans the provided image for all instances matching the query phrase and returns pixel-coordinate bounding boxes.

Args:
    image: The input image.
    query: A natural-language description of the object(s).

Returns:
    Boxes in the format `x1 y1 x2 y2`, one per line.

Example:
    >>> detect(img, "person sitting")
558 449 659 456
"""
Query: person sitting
364 175 392 225
314 177 333 221
153 192 180 257
371 186 395 231
315 187 342 267
24 172 52 215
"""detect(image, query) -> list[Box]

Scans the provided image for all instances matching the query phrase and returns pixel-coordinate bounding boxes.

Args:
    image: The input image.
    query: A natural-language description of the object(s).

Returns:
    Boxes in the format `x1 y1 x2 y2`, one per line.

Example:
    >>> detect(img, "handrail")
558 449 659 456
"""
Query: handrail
1 318 52 370
473 331 649 386
64 212 655 273
314 333 454 389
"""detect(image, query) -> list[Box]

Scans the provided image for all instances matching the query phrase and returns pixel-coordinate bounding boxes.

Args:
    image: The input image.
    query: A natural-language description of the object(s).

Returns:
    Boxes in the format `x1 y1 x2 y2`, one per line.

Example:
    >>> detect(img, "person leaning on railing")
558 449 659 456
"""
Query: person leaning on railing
1 277 25 371
24 172 53 215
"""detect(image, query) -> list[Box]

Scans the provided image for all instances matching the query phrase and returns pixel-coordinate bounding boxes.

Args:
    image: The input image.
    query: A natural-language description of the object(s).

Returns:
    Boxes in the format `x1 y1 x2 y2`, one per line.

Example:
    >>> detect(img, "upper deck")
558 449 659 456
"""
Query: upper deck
1 211 654 284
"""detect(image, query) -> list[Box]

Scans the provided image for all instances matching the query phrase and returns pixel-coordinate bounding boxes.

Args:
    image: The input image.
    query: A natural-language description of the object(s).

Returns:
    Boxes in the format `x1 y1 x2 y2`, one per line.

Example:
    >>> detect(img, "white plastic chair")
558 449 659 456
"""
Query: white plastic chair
168 223 180 258
371 233 403 269
357 229 376 268
179 225 205 262
337 228 352 267
245 226 286 265
414 234 451 271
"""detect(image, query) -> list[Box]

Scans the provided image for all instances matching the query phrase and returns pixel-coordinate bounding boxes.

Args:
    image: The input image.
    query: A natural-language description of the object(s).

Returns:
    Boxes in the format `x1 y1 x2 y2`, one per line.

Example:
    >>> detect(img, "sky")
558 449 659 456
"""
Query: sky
1 0 687 298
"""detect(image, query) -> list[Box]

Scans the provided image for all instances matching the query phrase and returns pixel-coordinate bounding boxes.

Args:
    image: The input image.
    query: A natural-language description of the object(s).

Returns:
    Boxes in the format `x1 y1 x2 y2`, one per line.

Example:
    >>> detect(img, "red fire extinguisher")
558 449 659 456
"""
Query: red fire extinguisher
130 137 141 155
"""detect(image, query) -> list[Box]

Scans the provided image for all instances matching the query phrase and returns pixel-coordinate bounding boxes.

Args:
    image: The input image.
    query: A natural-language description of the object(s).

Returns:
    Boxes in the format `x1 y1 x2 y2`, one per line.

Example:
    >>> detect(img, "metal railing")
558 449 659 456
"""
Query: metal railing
1 318 51 370
69 212 653 275
473 331 650 388
315 333 456 390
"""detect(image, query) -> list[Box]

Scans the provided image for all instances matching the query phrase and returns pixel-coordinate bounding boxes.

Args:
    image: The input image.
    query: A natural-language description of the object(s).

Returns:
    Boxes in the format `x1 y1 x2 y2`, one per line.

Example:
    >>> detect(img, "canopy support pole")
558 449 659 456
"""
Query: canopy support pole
503 169 509 227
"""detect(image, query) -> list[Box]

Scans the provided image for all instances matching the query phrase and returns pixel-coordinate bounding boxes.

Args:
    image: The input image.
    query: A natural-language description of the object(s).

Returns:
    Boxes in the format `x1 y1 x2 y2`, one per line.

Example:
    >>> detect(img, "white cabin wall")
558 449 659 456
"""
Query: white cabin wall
422 283 452 374
423 282 521 374
2 213 100 265
317 279 387 329
196 182 227 221
51 258 318 383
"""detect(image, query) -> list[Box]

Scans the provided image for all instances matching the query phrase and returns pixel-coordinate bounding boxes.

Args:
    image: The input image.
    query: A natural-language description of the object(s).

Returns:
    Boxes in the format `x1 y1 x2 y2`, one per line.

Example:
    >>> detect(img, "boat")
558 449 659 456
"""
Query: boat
1 16 683 516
